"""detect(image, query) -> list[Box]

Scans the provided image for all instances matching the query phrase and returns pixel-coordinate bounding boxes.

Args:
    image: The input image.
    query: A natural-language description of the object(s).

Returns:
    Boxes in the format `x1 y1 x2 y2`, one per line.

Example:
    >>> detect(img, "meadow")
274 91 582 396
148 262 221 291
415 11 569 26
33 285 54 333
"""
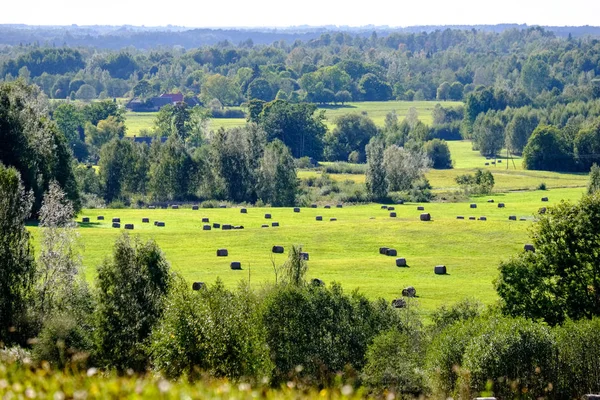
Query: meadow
123 100 462 136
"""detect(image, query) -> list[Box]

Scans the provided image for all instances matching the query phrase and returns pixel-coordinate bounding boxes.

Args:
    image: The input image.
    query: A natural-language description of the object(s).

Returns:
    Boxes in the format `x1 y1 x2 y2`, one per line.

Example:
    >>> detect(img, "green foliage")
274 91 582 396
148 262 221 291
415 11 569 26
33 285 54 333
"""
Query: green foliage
506 107 540 155
0 164 35 345
424 139 453 169
523 124 574 171
383 145 430 192
324 113 378 162
430 298 484 335
151 278 272 381
98 139 136 203
279 245 308 286
365 137 388 200
0 81 80 214
472 111 505 157
554 318 600 398
574 118 600 171
588 163 600 194
362 329 426 397
496 192 600 325
94 234 172 371
149 136 197 201
455 169 495 195
262 283 401 384
257 140 298 206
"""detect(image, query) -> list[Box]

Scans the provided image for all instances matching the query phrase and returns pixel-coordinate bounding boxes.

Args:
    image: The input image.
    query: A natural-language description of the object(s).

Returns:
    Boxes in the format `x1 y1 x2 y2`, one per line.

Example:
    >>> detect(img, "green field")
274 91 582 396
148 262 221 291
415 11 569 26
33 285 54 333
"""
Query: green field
28 187 586 316
124 100 461 136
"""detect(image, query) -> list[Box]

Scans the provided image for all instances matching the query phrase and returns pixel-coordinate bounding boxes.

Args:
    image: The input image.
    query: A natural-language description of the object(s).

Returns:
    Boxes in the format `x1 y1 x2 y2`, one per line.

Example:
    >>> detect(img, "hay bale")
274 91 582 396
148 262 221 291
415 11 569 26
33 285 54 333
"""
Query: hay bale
142 218 150 223
234 225 244 230
457 216 465 219
272 222 279 227
148 205 156 209
324 205 331 209
539 207 547 214
240 208 247 214
396 258 407 267
386 248 397 257
216 249 228 257
156 221 165 227
219 204 227 208
487 199 494 203
485 162 489 166
381 205 388 210
498 203 505 208
520 217 527 221
192 205 199 210
524 244 535 252
469 216 476 220
272 245 284 254
434 265 447 275
498 160 502 163
154 221 158 226
330 217 337 221
478 216 487 221
202 217 210 223
294 207 300 213
124 224 134 230
311 204 317 208
390 212 397 218
379 247 389 255
212 223 220 229
112 217 120 223
192 282 205 290
392 298 407 308
509 215 517 221
541 197 549 202
230 261 242 270
491 161 496 165
203 225 211 231
388 206 395 211
417 206 425 211
222 224 232 230
264 213 271 219
311 278 324 286
316 216 323 221
172 205 179 209
336 204 343 208
420 213 431 221
470 203 477 208
261 224 269 228
300 252 309 261
97 216 104 220
112 222 120 228
82 217 90 223
402 286 416 297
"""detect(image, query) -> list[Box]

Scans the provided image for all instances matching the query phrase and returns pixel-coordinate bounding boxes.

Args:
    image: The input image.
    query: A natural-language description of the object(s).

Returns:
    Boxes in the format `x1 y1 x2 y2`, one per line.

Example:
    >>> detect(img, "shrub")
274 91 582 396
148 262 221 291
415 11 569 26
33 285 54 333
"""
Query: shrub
151 278 272 381
430 298 484 335
322 162 367 175
455 169 495 195
424 139 453 169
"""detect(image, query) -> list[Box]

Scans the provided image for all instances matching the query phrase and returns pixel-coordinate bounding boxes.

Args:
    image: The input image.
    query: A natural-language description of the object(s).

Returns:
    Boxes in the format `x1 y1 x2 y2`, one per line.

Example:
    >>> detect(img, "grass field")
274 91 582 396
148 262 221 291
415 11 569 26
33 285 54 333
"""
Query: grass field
124 100 461 136
28 188 586 316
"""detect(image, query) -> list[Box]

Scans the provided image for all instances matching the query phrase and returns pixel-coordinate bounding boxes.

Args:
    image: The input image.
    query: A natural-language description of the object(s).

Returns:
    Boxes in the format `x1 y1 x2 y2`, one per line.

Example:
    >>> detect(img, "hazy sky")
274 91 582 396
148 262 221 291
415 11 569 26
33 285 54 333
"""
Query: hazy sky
3 0 600 27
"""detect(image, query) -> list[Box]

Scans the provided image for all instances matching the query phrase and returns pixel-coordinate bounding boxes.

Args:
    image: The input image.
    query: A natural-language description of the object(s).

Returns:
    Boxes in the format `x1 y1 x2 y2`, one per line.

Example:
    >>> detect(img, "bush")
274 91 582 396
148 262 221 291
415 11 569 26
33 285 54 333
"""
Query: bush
362 329 426 397
424 139 453 169
455 169 494 195
151 278 272 381
430 298 484 335
322 162 367 174
554 318 600 398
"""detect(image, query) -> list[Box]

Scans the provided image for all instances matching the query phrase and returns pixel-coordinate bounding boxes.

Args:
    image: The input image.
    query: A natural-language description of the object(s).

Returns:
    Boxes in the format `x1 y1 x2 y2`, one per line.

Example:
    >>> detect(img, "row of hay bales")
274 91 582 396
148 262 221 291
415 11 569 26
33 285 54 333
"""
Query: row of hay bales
80 216 164 229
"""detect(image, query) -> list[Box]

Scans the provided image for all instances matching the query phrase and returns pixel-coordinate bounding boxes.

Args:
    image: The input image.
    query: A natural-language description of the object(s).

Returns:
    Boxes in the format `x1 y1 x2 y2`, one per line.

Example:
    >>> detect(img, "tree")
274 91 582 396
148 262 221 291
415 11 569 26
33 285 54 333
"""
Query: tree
521 54 552 96
506 107 539 155
448 82 464 101
472 111 505 157
523 124 574 171
0 164 35 344
95 234 172 371
589 163 600 194
153 103 209 146
75 84 96 101
247 78 274 102
35 181 87 332
200 74 239 106
496 192 600 325
365 137 388 200
85 116 126 156
335 90 352 105
324 113 378 162
149 136 197 201
383 146 430 191
52 103 87 161
98 138 135 203
257 140 298 206
575 119 600 171
436 81 451 100
0 81 80 214
256 100 327 159
424 139 453 169
358 73 392 101
455 169 495 195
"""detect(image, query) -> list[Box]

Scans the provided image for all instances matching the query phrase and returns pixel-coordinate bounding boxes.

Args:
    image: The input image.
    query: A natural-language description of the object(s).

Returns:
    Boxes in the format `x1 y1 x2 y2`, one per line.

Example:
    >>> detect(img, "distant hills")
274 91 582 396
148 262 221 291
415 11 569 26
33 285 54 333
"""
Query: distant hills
1 24 600 49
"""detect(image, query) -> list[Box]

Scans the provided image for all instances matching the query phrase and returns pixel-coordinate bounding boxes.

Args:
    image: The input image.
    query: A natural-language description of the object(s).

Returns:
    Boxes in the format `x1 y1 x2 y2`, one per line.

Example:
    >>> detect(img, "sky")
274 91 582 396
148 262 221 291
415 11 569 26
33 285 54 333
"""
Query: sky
2 0 600 28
